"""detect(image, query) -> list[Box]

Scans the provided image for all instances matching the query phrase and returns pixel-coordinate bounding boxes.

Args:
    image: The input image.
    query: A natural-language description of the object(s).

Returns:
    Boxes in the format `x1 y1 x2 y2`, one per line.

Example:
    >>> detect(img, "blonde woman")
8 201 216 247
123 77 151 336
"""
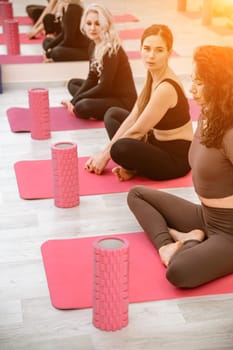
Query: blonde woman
42 0 89 62
61 3 137 119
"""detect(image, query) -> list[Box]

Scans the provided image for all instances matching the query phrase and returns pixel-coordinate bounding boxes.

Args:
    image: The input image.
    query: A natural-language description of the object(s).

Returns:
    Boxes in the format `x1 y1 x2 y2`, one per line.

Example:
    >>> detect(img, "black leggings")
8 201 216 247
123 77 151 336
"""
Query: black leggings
43 39 89 62
127 186 233 288
104 107 191 180
67 79 134 120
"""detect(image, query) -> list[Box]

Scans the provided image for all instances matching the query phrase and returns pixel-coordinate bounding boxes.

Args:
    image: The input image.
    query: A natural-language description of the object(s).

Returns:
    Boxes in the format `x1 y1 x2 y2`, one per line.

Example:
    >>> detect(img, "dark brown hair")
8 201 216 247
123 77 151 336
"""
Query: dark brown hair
137 24 173 115
194 45 233 148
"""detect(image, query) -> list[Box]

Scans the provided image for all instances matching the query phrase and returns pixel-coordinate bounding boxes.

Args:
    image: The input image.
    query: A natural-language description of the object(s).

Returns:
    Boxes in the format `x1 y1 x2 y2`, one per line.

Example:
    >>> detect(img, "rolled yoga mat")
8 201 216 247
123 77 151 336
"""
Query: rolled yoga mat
28 88 51 140
3 19 20 55
51 142 79 208
93 237 129 331
0 1 13 21
41 232 233 310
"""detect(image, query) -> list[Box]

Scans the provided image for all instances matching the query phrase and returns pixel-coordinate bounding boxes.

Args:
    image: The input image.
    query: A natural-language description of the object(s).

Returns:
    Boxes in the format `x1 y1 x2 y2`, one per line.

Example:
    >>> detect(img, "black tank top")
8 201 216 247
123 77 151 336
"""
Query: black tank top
155 79 191 130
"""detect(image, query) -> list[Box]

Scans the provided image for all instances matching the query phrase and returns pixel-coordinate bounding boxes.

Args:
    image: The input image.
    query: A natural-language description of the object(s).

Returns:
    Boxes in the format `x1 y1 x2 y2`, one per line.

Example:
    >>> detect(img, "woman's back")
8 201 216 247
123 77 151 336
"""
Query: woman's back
61 3 89 48
88 43 137 102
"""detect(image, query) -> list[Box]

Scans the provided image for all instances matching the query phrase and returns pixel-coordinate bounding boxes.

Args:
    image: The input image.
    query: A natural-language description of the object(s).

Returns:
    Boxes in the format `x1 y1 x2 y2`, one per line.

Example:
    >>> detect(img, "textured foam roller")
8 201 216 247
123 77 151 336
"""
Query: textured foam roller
28 88 51 140
0 2 13 21
93 237 129 331
4 19 20 55
51 142 79 208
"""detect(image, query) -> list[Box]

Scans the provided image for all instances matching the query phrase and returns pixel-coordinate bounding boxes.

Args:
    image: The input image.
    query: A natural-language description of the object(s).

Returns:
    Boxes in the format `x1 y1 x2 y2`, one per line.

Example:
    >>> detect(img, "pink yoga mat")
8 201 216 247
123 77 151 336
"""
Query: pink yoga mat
0 54 43 64
7 106 104 132
41 231 233 309
0 28 144 45
0 32 44 44
0 51 142 64
14 157 193 200
0 16 33 26
1 51 178 65
7 100 200 134
119 28 144 40
0 14 138 26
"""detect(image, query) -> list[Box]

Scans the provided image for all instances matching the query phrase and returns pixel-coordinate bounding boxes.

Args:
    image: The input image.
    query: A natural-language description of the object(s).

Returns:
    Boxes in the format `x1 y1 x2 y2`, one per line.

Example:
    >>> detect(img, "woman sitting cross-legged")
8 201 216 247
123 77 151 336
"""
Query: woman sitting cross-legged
61 3 137 120
42 0 90 62
127 45 233 288
85 24 193 181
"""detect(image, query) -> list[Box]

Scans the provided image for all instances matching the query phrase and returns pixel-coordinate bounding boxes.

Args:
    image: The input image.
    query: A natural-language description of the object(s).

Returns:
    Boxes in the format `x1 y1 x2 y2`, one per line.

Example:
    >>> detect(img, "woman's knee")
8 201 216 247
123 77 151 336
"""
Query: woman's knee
67 79 77 95
127 185 146 210
49 47 66 61
104 107 119 127
104 107 129 126
74 99 93 119
110 138 127 162
166 260 199 288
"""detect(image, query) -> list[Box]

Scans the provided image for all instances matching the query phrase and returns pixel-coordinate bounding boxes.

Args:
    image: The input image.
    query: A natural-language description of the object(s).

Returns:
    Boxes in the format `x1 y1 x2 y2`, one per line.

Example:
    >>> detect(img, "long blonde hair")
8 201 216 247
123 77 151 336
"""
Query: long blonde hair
80 3 121 75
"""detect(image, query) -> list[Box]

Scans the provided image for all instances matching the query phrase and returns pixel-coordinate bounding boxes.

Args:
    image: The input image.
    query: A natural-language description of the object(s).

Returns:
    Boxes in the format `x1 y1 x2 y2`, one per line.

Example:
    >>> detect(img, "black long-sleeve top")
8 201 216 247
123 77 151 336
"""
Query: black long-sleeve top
71 42 137 109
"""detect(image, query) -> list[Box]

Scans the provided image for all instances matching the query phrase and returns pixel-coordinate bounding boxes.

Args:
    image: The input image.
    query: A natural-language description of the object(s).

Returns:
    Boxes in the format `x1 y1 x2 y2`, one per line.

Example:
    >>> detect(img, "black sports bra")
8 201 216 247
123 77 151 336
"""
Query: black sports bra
154 79 191 130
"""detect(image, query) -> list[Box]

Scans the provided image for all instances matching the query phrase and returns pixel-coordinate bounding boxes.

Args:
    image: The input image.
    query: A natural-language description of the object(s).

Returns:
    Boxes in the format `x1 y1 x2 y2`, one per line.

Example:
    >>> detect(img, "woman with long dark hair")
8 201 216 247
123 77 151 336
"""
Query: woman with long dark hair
85 24 193 181
127 45 233 288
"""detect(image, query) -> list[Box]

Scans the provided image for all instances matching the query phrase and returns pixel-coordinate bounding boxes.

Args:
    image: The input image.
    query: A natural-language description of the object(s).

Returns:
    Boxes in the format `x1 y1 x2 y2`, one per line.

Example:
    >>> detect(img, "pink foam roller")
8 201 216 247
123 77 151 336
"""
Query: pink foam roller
28 88 51 140
3 19 20 55
93 237 129 331
0 2 13 20
51 142 79 208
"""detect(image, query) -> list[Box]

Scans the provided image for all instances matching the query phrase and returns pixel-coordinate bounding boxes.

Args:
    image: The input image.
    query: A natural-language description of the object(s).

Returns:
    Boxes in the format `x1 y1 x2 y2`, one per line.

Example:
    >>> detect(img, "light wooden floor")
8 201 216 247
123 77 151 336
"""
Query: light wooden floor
0 1 233 349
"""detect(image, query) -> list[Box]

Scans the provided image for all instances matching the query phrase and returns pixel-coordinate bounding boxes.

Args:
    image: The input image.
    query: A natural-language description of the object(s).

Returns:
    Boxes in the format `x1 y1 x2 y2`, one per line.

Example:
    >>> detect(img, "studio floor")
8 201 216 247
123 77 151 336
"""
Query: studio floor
0 1 233 349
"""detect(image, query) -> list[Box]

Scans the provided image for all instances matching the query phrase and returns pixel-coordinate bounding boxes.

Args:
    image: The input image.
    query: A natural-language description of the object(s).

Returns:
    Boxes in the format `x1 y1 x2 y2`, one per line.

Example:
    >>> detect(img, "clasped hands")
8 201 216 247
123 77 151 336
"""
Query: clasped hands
85 152 109 175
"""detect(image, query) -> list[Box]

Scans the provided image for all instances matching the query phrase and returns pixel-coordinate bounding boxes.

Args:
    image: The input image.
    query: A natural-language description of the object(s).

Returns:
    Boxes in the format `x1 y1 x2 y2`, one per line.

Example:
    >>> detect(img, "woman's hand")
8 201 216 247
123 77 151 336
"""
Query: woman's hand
85 153 110 175
27 28 38 39
61 100 75 115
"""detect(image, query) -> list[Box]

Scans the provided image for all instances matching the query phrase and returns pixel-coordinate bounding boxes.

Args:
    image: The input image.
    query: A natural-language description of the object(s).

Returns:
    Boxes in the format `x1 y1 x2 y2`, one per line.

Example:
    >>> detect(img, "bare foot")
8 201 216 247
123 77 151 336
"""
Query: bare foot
168 228 205 243
43 58 53 63
61 100 75 115
46 33 56 39
159 241 183 267
112 166 136 181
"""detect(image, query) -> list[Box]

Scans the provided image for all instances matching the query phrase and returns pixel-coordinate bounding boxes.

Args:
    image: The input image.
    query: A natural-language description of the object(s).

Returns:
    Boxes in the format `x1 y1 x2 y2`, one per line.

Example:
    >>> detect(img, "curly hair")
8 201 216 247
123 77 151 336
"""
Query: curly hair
137 24 173 115
80 3 121 76
193 45 233 148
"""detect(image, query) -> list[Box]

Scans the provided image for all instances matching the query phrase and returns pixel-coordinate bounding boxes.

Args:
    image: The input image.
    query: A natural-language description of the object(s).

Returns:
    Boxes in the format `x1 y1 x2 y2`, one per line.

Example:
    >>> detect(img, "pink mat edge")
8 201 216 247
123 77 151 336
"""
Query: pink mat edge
14 158 193 200
41 233 233 310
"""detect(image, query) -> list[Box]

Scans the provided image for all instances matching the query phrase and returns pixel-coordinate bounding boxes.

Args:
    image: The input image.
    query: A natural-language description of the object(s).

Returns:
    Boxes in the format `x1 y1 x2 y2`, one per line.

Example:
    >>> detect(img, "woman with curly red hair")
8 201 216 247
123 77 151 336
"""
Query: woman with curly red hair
127 45 233 288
